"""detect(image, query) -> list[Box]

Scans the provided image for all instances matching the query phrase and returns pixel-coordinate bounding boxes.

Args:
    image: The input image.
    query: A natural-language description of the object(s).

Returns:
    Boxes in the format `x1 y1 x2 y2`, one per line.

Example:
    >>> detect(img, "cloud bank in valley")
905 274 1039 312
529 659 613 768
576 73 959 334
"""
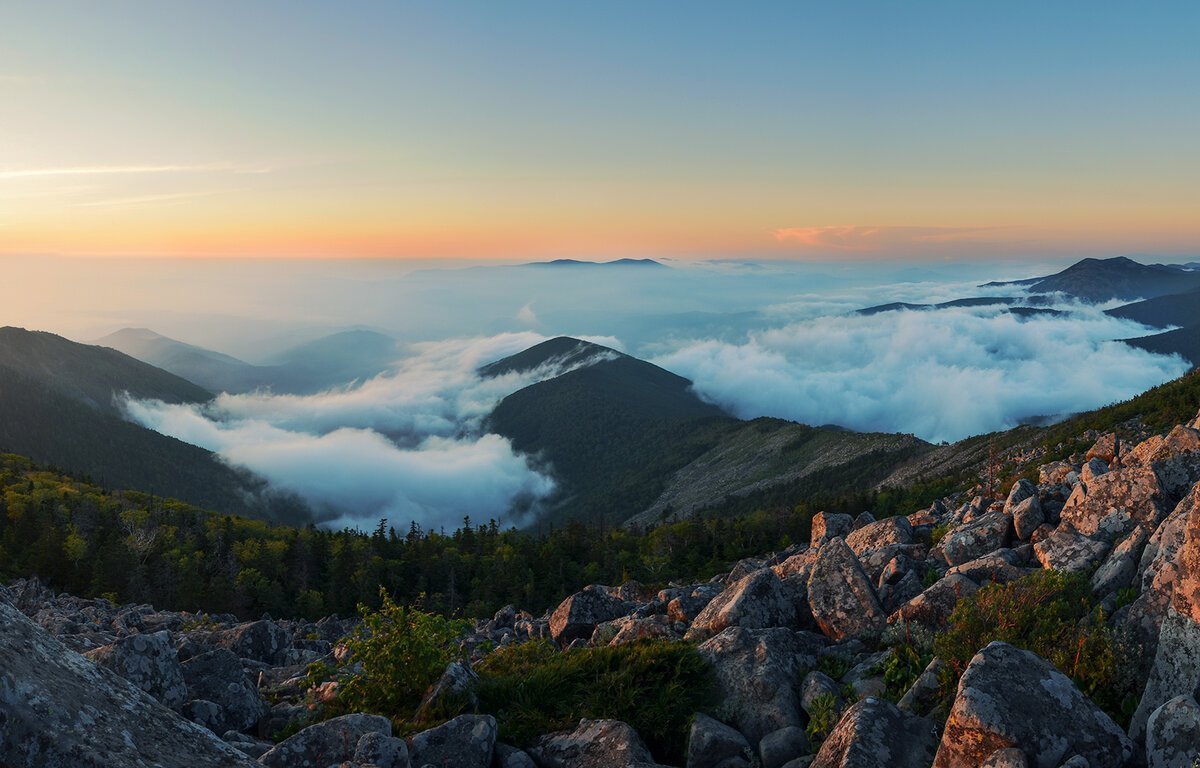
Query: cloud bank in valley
655 305 1190 444
124 333 620 531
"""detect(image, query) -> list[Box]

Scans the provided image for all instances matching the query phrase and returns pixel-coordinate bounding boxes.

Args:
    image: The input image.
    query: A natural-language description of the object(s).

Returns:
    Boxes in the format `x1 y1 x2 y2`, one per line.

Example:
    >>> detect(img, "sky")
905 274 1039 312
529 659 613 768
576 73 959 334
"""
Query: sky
2 1 1198 261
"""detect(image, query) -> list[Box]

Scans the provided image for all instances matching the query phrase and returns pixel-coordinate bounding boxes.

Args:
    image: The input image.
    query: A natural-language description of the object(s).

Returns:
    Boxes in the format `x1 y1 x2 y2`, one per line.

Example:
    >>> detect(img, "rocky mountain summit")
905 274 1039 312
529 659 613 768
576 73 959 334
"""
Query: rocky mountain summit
8 412 1200 766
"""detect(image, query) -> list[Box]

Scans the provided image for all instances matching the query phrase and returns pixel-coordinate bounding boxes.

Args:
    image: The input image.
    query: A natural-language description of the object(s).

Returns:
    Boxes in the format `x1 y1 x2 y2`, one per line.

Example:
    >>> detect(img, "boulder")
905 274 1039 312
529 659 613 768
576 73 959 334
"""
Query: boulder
1090 525 1150 597
549 586 629 645
896 657 949 716
83 629 187 710
1127 424 1200 498
889 574 978 630
408 713 497 768
1058 465 1167 543
800 671 844 716
981 748 1028 768
179 648 268 734
811 513 854 544
528 718 663 768
810 697 938 768
759 726 810 768
259 713 392 768
495 743 538 768
945 550 1027 586
0 599 258 767
1087 432 1118 464
414 660 477 723
686 713 751 768
932 642 1132 768
698 627 815 745
1010 495 1045 541
845 517 913 558
686 568 798 642
211 619 290 665
1033 528 1111 573
806 538 885 642
354 731 410 767
1003 479 1037 515
1144 694 1200 768
1127 485 1198 643
667 584 723 624
939 510 1012 566
1130 609 1200 745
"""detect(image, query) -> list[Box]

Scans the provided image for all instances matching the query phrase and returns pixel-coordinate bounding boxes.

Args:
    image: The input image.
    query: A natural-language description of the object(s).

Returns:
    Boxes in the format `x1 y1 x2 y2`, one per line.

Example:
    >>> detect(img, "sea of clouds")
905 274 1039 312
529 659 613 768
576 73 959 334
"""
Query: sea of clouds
116 262 1190 531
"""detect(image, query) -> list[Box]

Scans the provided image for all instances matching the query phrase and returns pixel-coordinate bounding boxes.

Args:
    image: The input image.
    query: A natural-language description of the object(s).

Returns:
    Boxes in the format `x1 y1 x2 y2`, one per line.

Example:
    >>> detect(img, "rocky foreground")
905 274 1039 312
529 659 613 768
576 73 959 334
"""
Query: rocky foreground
7 415 1200 766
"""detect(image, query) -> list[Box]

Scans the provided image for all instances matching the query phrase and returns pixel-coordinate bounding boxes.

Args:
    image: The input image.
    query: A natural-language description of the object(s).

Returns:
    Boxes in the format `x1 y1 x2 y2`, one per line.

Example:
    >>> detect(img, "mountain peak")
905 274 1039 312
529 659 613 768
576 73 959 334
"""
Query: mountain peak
479 336 618 378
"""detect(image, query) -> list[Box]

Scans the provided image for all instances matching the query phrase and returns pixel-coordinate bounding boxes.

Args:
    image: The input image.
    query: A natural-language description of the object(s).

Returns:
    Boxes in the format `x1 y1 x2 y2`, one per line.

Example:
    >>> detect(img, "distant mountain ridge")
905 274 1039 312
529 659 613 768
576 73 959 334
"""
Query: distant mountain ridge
518 258 666 269
0 327 305 520
982 256 1200 302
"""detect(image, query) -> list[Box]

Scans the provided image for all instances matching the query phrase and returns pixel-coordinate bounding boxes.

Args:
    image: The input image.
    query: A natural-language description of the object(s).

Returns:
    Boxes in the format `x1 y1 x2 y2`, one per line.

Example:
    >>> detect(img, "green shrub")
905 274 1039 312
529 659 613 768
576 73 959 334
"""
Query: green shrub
934 570 1142 724
815 654 852 681
329 588 471 724
877 641 932 702
805 692 841 745
474 639 716 764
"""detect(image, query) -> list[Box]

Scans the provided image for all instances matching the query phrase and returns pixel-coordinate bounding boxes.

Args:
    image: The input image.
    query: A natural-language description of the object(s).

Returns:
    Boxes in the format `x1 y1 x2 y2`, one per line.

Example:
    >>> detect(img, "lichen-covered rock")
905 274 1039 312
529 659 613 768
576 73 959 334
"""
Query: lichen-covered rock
1144 694 1200 768
800 670 844 715
945 549 1027 585
495 742 537 768
806 538 885 642
415 660 477 723
846 517 913 558
259 713 392 768
211 619 290 665
528 718 663 768
667 584 723 624
698 627 816 745
810 697 938 768
686 713 751 768
1130 610 1200 745
549 586 629 645
1003 479 1037 515
180 648 268 734
1128 424 1200 499
889 574 978 630
1033 528 1111 573
981 748 1028 768
409 713 497 768
811 512 854 544
686 568 798 642
0 599 258 767
1010 494 1045 541
83 629 187 710
759 725 810 768
932 642 1132 768
1059 465 1167 543
939 510 1012 566
1090 525 1149 597
1087 432 1118 464
896 657 949 716
1128 485 1200 643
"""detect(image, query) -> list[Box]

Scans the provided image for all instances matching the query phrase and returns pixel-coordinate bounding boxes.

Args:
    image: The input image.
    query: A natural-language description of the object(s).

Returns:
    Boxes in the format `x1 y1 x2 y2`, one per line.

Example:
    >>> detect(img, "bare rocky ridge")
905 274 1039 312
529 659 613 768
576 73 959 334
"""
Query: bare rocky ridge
7 411 1200 766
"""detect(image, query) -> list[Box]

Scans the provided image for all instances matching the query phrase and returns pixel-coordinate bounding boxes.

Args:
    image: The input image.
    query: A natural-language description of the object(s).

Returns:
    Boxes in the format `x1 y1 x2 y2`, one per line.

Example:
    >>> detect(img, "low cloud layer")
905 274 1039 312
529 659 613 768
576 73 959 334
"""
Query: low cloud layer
655 305 1189 443
124 333 619 531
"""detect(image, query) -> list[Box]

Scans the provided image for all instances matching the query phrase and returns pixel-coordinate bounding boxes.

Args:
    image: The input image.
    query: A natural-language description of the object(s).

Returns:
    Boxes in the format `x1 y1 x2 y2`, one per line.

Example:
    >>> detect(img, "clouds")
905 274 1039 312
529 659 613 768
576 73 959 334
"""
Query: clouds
0 163 272 180
773 225 1006 254
655 304 1189 443
123 333 617 531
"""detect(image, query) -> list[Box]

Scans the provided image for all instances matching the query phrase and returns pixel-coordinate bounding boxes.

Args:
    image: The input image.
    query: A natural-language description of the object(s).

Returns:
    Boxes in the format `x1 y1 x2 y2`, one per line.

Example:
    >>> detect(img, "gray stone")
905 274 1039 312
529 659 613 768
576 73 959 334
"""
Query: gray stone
1145 694 1200 768
1033 528 1111 573
940 510 1012 566
354 731 410 768
211 619 290 665
1059 465 1167 544
812 513 854 544
896 657 949 716
83 629 187 710
495 742 537 768
414 661 477 723
409 714 497 768
806 538 885 642
1090 525 1149 597
1010 495 1045 541
260 713 392 768
800 671 844 715
980 748 1028 768
529 718 664 768
180 648 268 734
760 726 810 768
686 568 798 642
889 574 978 630
1003 479 1037 515
810 697 938 768
1130 609 1200 745
0 599 258 767
932 642 1131 768
549 586 628 645
698 627 814 745
687 713 751 768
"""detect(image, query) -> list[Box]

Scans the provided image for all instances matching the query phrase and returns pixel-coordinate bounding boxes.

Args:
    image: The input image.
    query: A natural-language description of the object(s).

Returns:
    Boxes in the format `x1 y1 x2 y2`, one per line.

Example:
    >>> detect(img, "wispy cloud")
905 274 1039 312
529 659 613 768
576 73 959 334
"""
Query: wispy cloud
0 163 271 180
74 191 218 208
774 225 1004 252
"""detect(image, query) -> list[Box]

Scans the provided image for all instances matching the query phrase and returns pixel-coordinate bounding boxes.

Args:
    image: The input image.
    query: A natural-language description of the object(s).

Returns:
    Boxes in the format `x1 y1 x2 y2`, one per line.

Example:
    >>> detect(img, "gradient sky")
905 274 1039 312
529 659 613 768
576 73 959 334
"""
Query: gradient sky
2 2 1197 260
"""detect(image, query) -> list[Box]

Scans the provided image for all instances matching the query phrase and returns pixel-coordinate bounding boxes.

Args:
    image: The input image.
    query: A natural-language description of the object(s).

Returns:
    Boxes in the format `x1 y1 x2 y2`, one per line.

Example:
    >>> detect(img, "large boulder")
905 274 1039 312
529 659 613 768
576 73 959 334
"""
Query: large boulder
806 538 885 642
1144 694 1200 768
810 697 938 768
686 568 798 642
0 599 258 767
1032 528 1111 573
1090 525 1150 597
83 629 187 710
698 627 816 745
1127 424 1200 499
1003 479 1037 515
528 719 664 768
1010 495 1045 541
686 713 751 768
845 517 913 557
932 642 1132 768
759 726 810 768
409 713 497 768
812 513 854 544
939 510 1012 566
1128 485 1200 643
259 713 393 768
211 619 290 665
889 574 979 630
1059 465 1167 543
1130 610 1200 745
550 586 629 645
179 648 268 734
